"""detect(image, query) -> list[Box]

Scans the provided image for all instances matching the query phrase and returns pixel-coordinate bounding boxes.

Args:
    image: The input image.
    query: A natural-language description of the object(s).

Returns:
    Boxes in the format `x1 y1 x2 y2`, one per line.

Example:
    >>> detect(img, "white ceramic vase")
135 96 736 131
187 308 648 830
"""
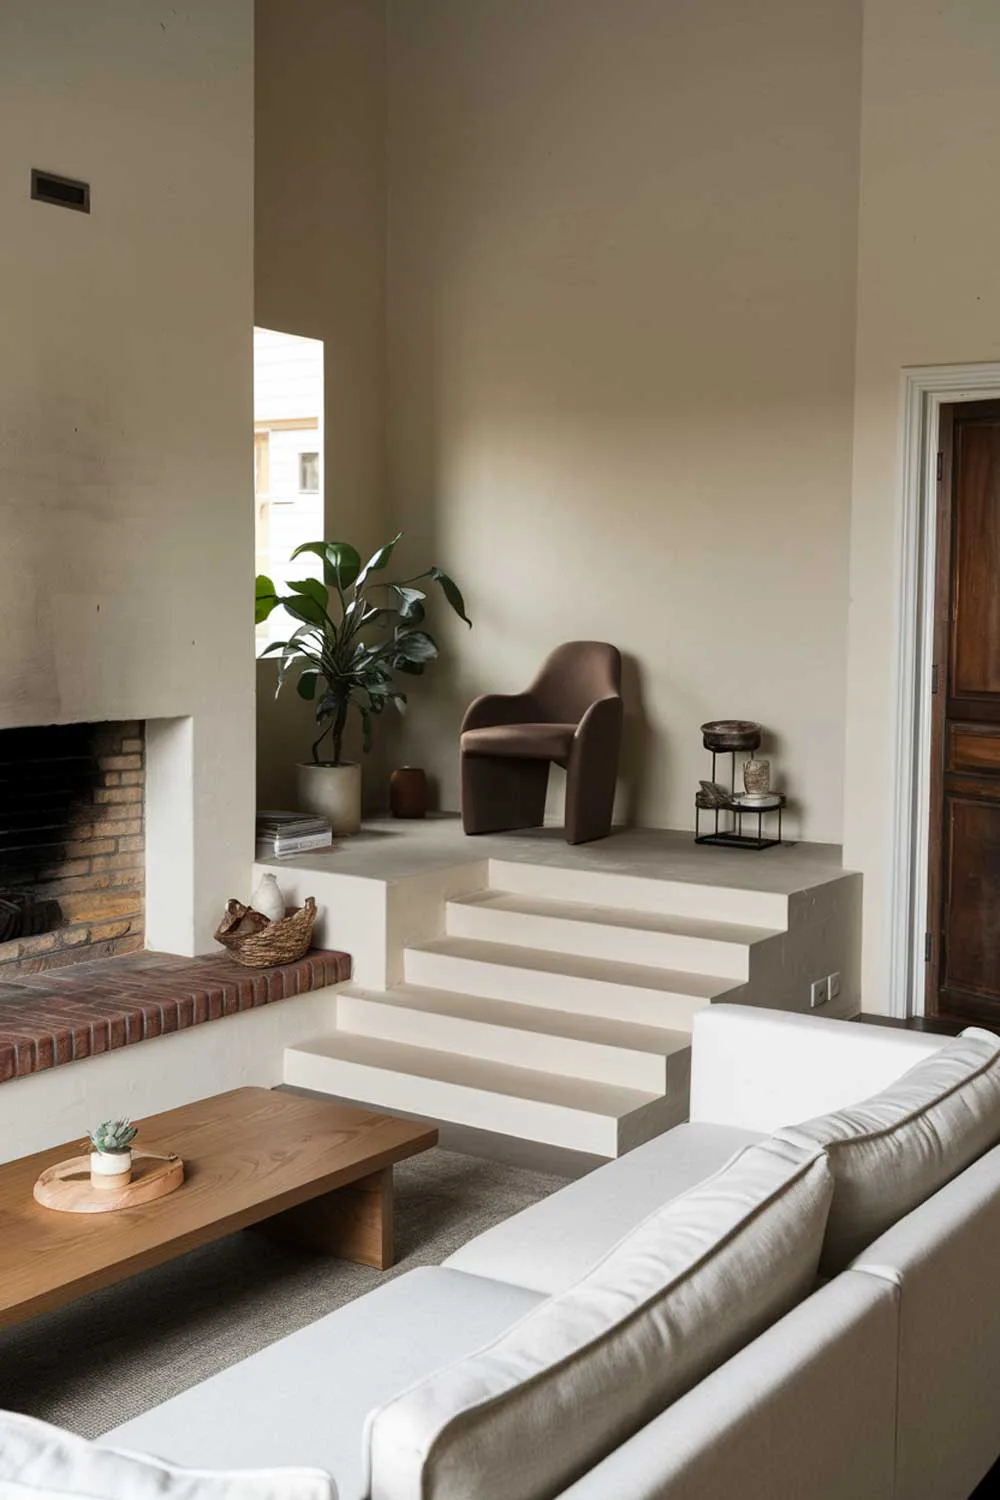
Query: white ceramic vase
296 762 362 837
90 1150 133 1192
251 871 286 922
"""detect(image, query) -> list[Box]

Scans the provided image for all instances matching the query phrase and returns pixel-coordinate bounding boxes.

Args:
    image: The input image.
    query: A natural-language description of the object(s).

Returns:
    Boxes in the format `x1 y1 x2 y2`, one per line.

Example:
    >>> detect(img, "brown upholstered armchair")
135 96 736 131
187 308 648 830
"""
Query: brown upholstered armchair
460 641 623 844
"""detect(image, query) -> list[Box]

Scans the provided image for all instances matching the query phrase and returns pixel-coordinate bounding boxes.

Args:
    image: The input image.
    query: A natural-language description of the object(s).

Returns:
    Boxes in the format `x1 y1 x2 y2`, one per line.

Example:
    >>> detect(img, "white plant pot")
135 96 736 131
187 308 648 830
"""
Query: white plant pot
90 1150 133 1191
296 761 362 837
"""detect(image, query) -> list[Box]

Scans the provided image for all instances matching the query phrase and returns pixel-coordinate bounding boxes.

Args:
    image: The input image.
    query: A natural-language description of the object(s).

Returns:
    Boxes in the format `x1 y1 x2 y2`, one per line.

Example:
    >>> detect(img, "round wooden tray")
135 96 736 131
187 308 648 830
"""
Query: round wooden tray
34 1153 185 1214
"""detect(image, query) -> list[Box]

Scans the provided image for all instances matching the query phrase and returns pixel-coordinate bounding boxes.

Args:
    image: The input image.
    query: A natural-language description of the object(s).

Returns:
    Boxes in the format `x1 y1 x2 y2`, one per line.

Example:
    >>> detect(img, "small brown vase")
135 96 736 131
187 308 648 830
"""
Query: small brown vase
389 766 429 819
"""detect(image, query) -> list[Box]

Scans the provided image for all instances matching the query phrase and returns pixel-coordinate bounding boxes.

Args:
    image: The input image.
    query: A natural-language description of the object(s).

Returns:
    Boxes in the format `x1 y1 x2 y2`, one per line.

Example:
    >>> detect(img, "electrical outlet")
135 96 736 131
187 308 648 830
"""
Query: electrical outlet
828 971 842 1000
810 977 830 1008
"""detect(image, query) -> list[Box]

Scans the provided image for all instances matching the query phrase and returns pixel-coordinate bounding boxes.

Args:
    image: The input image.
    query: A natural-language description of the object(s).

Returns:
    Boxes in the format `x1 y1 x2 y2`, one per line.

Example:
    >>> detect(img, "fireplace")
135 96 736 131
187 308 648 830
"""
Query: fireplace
0 722 145 975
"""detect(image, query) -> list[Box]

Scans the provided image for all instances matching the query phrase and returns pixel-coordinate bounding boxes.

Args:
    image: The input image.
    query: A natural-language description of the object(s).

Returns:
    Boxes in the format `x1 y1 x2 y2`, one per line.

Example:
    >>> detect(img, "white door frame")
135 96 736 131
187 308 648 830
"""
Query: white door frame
887 361 1000 1018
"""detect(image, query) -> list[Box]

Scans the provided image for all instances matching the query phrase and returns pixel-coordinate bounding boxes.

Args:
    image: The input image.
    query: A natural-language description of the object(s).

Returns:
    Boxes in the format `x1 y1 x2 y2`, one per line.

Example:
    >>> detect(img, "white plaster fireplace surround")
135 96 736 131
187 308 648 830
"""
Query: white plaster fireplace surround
0 1 256 957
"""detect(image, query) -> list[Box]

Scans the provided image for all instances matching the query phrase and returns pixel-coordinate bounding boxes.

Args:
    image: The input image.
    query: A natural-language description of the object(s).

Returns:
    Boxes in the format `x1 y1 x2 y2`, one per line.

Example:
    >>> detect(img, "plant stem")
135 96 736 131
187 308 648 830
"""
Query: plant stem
311 720 332 764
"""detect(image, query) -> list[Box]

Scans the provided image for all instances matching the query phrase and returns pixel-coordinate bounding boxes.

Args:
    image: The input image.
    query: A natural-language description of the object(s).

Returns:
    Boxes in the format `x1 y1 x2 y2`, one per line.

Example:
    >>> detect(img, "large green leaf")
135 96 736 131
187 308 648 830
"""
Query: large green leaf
394 629 439 662
289 542 335 587
394 657 426 676
255 575 280 625
296 671 320 701
325 541 362 590
355 532 403 593
288 577 330 612
393 585 426 625
429 567 472 627
283 593 328 627
291 540 362 591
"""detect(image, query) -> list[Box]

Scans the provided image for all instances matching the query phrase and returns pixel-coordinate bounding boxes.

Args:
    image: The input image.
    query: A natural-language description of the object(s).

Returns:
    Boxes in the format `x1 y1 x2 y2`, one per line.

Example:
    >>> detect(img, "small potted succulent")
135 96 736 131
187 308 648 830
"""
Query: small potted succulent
89 1117 138 1191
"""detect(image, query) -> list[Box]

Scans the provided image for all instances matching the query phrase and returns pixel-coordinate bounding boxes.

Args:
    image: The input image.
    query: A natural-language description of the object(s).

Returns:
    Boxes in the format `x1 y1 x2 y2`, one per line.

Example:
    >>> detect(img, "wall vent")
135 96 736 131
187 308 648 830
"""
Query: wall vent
31 168 90 214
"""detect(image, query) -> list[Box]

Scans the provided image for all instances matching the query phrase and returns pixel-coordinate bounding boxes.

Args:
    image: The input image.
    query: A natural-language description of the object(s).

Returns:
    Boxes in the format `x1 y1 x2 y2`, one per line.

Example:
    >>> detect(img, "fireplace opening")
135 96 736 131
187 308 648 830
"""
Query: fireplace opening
0 722 145 975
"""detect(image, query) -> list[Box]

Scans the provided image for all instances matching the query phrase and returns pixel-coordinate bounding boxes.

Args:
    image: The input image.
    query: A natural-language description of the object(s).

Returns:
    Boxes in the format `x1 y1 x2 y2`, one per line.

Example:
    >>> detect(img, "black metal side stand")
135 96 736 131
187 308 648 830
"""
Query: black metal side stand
694 750 784 851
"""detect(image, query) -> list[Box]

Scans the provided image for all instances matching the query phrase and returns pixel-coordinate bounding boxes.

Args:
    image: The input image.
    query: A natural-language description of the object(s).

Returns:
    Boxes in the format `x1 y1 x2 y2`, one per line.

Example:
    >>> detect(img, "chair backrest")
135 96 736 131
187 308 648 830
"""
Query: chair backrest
530 641 622 725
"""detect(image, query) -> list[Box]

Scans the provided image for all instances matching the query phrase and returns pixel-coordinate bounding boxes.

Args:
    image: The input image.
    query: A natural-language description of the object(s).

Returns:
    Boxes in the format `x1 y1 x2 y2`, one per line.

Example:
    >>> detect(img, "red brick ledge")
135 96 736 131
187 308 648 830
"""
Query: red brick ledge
0 948 351 1084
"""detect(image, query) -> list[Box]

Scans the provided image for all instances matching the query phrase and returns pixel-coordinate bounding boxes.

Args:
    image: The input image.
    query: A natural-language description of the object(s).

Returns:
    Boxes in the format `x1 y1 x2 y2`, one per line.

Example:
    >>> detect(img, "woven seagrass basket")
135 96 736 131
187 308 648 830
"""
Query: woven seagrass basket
214 896 317 968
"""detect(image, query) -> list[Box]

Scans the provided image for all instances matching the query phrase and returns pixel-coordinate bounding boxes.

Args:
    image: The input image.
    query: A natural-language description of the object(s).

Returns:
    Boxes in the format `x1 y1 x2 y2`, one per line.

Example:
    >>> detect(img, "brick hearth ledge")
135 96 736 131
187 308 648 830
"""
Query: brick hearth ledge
0 948 351 1083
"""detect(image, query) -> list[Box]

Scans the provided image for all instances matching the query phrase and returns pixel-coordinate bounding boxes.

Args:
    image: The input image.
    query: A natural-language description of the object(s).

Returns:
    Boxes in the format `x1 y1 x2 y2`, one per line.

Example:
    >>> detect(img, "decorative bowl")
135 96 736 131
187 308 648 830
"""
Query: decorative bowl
701 720 762 753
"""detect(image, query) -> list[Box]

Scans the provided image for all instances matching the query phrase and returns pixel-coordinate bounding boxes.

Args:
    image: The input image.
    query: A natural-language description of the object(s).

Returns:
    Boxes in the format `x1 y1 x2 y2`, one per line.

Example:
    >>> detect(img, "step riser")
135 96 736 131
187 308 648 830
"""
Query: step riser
488 860 789 930
445 903 751 980
337 993 670 1092
283 1048 622 1156
404 947 712 1030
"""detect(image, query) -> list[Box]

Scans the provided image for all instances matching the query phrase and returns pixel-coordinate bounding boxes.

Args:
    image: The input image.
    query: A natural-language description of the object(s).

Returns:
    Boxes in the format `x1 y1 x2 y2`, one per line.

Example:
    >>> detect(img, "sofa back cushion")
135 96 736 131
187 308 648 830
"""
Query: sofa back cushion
777 1028 1000 1276
0 1409 335 1500
365 1138 833 1500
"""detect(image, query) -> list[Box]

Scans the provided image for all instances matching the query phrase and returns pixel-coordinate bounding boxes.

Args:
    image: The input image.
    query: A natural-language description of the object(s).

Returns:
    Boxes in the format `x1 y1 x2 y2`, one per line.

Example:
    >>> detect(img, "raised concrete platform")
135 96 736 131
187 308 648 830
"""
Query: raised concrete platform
265 818 861 1157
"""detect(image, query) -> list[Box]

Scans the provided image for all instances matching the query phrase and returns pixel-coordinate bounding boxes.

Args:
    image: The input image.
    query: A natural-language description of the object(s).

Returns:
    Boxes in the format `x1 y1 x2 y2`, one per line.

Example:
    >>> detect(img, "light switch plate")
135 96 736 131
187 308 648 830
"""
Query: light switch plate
810 977 830 1008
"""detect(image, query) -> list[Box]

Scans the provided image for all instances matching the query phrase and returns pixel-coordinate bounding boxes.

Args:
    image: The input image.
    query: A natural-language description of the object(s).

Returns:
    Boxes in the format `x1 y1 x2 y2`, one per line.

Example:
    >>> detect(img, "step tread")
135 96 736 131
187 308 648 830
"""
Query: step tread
410 935 739 1000
450 890 780 945
339 985 692 1056
287 1032 660 1116
487 859 791 924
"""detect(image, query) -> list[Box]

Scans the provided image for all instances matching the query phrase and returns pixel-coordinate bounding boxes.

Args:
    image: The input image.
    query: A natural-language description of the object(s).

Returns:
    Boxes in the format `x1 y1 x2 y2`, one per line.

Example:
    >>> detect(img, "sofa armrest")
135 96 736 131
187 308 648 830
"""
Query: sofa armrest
850 1142 1000 1500
461 692 537 733
689 1004 946 1131
553 1271 898 1500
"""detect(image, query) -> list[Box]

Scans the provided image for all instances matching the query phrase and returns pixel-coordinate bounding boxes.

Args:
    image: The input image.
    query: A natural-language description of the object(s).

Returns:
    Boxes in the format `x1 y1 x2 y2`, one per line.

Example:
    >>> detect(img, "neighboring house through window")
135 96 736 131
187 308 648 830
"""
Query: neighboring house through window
299 451 320 492
253 327 324 653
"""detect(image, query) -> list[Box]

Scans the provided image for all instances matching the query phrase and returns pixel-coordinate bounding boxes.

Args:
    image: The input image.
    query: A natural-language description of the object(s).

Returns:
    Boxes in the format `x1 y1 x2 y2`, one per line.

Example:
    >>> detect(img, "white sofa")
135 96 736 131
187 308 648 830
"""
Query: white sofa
11 1006 1000 1500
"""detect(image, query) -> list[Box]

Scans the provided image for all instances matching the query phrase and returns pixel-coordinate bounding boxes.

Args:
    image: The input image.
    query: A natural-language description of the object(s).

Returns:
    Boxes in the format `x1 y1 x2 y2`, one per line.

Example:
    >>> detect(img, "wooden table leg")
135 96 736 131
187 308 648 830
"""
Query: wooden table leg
258 1166 394 1270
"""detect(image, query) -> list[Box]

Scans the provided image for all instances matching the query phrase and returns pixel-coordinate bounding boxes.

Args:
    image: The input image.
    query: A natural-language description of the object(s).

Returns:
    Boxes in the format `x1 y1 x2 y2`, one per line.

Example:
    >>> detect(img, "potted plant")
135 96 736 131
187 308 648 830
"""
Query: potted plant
255 534 471 835
89 1117 138 1191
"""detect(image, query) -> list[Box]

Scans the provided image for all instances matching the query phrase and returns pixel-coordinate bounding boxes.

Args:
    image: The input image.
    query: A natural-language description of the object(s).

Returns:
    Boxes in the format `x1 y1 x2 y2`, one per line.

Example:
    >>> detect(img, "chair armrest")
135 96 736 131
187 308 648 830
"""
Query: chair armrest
461 692 537 733
573 694 623 742
689 1005 947 1131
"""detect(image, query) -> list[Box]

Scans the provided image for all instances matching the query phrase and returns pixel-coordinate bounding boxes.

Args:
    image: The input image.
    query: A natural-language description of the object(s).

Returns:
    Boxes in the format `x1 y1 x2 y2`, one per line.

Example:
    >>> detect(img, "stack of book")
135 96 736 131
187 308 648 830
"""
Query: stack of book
255 810 333 859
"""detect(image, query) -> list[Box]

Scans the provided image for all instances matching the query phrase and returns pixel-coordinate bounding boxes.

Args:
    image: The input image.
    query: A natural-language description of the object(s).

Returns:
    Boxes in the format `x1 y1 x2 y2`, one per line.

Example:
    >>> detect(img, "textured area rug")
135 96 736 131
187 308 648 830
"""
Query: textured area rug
0 1147 567 1439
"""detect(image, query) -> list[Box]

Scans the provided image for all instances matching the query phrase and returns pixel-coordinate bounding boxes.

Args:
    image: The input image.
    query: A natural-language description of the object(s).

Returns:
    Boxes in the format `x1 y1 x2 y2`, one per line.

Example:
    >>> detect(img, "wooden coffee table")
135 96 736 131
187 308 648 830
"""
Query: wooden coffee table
0 1087 437 1331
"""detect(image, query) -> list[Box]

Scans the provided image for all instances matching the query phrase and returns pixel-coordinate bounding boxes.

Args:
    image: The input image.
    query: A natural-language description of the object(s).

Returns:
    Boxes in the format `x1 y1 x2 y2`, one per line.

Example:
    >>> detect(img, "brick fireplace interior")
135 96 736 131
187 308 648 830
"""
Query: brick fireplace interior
0 722 145 976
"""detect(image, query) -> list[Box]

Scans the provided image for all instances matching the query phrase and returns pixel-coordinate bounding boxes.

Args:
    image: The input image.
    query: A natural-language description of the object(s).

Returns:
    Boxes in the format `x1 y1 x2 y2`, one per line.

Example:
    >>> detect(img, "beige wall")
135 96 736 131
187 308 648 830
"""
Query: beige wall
845 0 1000 1008
0 0 254 952
254 0 388 809
384 0 863 839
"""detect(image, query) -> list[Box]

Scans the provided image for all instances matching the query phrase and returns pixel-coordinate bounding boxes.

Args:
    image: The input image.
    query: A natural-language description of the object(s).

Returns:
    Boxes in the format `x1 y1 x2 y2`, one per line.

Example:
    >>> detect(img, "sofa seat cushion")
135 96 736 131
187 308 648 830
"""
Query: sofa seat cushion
0 1409 334 1500
776 1028 1000 1276
100 1268 544 1500
461 722 577 760
367 1138 833 1500
445 1122 763 1294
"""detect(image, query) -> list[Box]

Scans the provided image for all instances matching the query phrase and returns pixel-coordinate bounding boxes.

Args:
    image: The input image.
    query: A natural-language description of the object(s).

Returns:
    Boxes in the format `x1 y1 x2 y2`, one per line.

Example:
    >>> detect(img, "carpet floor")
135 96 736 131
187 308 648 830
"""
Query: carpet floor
0 1147 567 1440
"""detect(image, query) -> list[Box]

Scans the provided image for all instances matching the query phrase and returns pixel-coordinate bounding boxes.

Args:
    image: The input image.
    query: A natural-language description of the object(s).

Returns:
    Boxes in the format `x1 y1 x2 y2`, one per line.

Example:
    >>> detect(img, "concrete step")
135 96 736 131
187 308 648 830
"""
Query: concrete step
488 858 790 930
336 984 691 1092
405 935 733 1029
445 891 778 979
283 1032 677 1157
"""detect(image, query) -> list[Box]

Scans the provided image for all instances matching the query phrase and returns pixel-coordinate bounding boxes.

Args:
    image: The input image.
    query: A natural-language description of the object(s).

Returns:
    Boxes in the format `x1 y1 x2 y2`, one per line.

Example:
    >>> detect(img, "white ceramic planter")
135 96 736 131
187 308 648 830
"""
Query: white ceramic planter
90 1150 133 1191
296 761 362 837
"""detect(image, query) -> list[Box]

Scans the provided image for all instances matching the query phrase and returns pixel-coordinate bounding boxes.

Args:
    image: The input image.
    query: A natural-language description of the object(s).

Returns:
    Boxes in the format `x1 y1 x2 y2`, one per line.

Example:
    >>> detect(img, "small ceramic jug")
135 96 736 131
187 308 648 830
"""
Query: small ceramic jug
251 872 286 923
743 757 771 795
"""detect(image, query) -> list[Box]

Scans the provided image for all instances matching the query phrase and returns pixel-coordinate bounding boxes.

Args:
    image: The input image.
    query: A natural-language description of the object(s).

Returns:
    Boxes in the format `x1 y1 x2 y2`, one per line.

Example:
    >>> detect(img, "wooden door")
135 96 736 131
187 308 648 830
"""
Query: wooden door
927 400 1000 1022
